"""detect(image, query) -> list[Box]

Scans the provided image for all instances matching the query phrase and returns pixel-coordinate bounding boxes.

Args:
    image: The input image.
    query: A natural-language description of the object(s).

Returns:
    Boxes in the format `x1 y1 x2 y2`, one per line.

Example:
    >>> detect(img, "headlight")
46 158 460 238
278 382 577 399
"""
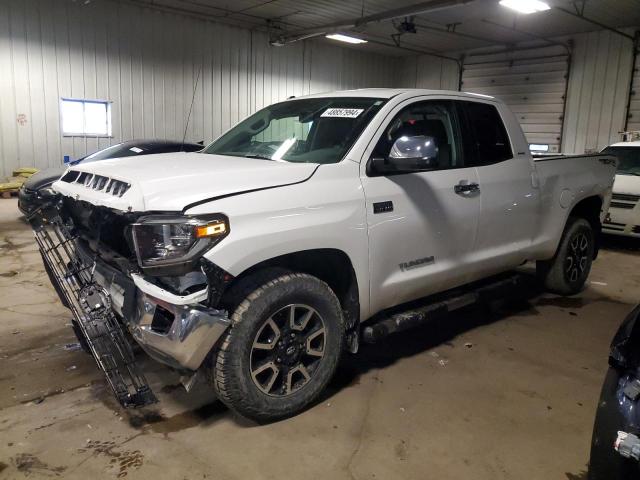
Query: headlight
131 215 229 269
38 186 57 198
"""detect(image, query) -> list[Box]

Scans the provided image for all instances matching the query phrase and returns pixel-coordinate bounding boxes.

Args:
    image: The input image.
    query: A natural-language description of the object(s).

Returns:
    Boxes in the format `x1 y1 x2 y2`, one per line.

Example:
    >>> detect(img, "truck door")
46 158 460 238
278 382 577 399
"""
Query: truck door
457 100 539 273
361 99 481 315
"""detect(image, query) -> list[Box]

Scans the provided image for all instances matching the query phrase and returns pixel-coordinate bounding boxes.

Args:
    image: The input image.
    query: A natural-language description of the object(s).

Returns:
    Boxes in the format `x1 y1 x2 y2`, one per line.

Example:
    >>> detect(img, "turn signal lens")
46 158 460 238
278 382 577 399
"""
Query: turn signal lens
195 221 227 238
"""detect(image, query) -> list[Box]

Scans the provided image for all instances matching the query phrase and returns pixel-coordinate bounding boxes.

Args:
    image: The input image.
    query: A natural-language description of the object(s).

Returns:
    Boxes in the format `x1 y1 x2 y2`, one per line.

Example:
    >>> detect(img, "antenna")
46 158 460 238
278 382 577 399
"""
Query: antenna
181 62 202 151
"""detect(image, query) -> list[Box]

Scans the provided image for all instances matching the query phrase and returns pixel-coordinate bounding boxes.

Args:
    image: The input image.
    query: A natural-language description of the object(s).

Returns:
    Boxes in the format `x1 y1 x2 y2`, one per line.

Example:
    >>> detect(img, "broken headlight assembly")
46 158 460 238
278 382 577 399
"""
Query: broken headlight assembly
131 215 229 274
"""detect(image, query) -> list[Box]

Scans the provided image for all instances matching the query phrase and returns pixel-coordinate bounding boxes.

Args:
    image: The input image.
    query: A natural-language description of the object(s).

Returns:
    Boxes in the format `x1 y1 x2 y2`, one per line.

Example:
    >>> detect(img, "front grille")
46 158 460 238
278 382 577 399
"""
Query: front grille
61 169 131 197
603 219 626 231
30 208 156 407
612 193 640 202
633 226 640 234
610 201 635 210
61 197 137 270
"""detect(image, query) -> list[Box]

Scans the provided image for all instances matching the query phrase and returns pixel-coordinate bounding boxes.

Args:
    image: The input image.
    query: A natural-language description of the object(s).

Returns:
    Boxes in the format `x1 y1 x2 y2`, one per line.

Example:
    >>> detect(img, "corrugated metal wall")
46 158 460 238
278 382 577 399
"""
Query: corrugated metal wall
461 45 570 153
0 0 399 175
395 55 460 91
562 30 635 153
627 43 640 132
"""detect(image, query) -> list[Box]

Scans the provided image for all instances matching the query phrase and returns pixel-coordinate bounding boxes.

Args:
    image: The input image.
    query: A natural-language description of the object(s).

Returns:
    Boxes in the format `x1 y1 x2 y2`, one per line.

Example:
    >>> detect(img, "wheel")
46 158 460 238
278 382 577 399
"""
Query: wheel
208 272 344 422
537 217 594 295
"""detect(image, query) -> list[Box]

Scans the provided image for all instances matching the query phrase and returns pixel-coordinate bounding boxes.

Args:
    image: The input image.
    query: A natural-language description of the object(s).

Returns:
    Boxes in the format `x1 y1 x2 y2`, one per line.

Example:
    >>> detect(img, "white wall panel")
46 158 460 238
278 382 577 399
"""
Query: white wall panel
627 44 640 132
0 0 399 176
562 30 635 153
395 54 460 90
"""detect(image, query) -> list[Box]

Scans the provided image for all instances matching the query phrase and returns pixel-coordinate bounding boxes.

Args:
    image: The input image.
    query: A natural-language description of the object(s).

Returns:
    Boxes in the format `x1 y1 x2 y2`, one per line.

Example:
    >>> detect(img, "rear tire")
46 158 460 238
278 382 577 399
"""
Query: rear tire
537 217 594 295
207 272 344 422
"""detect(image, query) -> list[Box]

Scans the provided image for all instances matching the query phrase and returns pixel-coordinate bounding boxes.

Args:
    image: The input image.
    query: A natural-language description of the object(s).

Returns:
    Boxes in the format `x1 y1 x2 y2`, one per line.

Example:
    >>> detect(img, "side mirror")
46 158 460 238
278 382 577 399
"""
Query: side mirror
371 135 439 174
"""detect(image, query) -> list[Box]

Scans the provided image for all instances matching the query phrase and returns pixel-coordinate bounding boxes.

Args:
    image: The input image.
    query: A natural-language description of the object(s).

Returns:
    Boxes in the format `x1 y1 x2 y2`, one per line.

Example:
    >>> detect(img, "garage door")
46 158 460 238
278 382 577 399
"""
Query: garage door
461 45 570 154
627 47 640 132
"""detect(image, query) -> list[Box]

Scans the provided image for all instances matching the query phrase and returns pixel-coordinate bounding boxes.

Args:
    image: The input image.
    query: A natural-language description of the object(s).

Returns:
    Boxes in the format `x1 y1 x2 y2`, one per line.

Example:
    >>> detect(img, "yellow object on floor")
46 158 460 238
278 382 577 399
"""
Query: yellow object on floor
13 167 39 176
1 167 38 195
0 181 23 192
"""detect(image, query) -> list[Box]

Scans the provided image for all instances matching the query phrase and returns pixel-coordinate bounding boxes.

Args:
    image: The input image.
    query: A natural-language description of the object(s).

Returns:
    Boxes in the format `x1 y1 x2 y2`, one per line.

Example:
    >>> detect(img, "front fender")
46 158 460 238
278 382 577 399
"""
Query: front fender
187 162 372 319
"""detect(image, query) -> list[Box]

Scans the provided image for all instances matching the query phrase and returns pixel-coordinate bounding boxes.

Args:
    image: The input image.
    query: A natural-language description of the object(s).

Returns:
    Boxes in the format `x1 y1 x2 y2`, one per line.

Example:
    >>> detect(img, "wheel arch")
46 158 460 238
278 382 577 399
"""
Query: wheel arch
221 248 361 334
568 195 603 259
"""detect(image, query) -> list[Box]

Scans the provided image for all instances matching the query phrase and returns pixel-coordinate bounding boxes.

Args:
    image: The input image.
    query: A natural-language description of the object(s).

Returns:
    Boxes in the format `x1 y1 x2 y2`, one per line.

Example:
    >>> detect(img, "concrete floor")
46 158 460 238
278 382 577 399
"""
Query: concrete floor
1 197 639 480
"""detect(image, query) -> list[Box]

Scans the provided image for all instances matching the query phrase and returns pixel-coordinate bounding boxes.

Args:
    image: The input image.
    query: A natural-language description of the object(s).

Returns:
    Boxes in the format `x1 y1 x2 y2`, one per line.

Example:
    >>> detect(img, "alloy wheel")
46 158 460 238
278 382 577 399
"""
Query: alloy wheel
565 231 590 283
249 304 326 397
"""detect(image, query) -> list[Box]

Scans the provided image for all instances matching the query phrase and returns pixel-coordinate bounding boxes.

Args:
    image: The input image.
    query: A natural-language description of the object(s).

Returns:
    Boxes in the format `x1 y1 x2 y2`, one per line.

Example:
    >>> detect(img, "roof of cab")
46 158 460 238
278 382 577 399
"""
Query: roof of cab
292 88 498 101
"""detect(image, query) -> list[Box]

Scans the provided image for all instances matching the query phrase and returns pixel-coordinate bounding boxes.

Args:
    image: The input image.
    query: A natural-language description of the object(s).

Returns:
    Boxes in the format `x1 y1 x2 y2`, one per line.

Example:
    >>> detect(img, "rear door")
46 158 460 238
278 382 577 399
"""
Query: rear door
361 98 481 315
459 100 539 272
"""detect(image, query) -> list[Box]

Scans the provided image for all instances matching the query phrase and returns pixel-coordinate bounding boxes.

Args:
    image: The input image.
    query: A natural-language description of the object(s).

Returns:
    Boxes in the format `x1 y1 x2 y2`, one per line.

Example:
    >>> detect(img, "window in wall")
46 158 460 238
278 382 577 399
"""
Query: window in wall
61 98 112 136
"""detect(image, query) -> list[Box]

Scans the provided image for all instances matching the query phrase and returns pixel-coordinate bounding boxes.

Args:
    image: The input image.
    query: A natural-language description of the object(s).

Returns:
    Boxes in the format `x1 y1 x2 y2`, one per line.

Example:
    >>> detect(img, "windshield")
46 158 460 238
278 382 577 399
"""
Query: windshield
602 146 640 176
204 97 386 164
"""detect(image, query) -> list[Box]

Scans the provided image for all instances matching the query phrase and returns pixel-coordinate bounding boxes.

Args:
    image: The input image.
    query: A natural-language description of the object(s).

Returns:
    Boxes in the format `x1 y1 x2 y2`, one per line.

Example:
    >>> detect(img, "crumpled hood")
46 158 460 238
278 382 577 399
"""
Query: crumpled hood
613 174 640 196
52 152 318 212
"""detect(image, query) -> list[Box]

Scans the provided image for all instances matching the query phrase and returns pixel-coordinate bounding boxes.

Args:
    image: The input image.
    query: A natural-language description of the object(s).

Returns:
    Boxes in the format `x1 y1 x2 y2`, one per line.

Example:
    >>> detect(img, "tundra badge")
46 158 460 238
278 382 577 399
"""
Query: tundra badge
399 256 435 272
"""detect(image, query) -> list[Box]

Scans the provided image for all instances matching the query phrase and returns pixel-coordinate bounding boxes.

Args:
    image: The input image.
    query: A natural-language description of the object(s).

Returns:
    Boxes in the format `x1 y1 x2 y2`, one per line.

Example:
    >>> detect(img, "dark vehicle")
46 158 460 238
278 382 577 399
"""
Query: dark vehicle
18 139 202 216
589 304 640 479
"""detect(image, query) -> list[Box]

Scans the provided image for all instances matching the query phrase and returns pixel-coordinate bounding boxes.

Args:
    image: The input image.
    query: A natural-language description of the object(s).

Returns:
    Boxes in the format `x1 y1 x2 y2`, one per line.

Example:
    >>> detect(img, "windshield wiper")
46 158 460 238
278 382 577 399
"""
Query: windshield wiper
619 172 640 176
244 153 275 161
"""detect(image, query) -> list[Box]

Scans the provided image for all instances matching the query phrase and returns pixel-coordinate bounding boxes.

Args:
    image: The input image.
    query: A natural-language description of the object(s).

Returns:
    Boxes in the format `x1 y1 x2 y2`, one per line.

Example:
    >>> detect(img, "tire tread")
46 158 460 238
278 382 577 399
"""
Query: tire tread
207 271 343 422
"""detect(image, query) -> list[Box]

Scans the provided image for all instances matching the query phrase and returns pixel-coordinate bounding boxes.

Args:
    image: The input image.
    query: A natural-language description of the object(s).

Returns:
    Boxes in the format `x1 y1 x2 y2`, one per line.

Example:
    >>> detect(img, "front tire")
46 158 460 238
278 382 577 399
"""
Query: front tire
208 272 344 422
537 217 594 295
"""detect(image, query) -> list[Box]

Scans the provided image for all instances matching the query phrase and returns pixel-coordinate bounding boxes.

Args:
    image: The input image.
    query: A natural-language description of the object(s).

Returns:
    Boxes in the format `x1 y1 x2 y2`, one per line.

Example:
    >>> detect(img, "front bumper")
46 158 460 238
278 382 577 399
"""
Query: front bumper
76 243 230 371
17 186 37 216
130 275 230 371
603 201 640 237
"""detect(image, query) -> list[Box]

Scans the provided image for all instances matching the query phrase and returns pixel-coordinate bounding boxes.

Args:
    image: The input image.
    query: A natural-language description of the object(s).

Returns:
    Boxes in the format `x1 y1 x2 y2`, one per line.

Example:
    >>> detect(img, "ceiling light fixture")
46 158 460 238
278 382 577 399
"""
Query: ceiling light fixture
499 0 551 14
325 33 368 44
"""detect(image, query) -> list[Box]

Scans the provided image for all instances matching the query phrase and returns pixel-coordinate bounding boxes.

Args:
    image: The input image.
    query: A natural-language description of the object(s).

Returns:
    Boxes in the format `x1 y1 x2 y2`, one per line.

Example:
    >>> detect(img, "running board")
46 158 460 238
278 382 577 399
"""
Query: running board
31 207 157 408
362 274 525 343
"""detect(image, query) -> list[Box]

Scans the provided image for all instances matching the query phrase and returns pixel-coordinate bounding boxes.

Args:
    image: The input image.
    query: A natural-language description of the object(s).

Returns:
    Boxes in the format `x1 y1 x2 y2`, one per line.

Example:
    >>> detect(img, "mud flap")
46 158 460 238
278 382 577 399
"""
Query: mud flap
31 209 156 408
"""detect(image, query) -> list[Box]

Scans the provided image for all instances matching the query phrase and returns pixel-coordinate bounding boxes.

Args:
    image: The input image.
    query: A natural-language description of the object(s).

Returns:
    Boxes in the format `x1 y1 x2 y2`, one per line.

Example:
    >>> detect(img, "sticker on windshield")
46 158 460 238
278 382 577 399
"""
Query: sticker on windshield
129 147 144 153
321 108 364 118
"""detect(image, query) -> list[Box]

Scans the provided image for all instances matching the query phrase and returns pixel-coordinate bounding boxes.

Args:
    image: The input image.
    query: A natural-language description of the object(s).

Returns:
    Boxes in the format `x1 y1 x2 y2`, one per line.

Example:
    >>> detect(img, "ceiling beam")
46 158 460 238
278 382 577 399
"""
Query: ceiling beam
270 0 475 45
481 19 572 53
411 20 504 45
554 6 635 41
362 33 462 64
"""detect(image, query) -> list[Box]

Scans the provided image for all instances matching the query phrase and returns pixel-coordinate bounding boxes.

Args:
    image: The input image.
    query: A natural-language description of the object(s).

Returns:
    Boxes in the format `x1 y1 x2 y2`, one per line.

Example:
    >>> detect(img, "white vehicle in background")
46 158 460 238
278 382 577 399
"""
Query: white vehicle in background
33 89 617 421
602 134 640 237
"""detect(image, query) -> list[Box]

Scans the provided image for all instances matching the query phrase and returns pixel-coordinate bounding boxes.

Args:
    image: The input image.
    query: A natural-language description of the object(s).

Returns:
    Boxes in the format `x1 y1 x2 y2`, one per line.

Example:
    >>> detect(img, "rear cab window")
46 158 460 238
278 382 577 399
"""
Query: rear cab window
458 101 513 166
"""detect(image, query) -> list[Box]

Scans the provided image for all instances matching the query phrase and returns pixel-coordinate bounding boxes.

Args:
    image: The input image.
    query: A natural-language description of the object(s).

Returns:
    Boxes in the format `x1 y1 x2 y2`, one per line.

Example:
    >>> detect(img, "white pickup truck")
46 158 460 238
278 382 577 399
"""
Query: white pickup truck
36 89 616 421
601 139 640 237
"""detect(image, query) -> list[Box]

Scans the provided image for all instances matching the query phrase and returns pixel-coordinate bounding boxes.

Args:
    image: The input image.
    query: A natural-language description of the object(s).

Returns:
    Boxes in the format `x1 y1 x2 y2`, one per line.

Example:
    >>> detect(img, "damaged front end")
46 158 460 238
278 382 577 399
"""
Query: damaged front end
29 196 232 408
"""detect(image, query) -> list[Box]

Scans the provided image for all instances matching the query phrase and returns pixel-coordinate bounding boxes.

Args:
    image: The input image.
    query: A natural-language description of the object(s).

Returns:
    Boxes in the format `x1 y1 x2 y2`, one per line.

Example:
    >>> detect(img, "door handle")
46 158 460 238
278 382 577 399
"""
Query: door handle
454 182 480 195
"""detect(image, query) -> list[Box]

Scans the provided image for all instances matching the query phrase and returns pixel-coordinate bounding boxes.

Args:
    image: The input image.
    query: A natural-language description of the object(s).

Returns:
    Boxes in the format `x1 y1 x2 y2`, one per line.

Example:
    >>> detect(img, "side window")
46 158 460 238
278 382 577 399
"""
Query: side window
372 100 463 170
461 101 513 165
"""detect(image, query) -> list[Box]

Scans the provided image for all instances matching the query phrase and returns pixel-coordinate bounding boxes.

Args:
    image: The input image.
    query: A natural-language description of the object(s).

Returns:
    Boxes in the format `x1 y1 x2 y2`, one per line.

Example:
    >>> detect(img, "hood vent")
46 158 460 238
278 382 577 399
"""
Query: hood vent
61 170 130 197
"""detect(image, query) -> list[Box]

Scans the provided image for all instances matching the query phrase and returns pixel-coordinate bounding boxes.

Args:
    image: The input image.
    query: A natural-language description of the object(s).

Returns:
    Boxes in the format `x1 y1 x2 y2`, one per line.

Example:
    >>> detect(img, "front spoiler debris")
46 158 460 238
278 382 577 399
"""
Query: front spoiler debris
30 205 156 408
